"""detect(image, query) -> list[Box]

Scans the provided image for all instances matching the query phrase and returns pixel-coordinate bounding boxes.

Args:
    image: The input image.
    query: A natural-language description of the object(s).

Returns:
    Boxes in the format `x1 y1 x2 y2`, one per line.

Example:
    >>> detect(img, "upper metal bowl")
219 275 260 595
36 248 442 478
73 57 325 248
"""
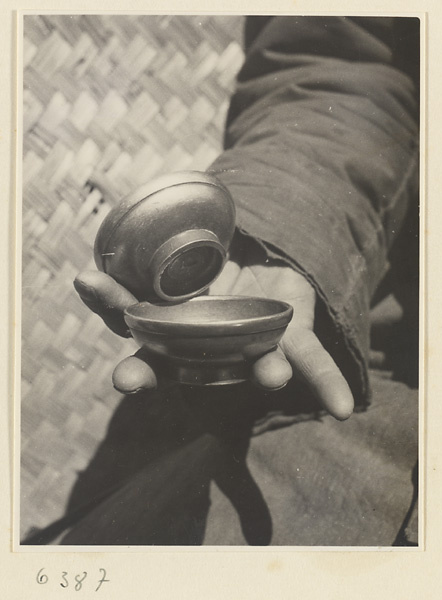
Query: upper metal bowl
125 295 293 385
94 171 236 302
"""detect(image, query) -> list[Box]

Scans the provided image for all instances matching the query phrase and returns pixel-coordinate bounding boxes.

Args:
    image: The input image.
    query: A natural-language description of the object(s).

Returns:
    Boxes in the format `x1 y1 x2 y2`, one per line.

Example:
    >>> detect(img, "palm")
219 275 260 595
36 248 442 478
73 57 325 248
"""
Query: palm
209 250 315 330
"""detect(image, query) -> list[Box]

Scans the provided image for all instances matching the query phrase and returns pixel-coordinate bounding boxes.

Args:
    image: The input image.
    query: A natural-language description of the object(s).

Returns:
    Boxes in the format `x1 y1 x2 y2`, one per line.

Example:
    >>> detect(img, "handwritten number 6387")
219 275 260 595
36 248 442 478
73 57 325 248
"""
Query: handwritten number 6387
36 568 110 591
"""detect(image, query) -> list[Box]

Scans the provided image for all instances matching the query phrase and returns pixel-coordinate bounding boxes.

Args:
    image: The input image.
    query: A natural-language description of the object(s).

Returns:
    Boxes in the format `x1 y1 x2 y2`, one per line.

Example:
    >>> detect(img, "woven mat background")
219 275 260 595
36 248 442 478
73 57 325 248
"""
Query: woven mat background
21 14 244 540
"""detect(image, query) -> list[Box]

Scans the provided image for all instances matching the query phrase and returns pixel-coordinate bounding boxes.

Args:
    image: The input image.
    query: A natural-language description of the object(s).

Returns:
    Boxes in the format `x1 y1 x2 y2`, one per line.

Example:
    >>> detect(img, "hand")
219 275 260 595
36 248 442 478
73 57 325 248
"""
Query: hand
74 235 354 420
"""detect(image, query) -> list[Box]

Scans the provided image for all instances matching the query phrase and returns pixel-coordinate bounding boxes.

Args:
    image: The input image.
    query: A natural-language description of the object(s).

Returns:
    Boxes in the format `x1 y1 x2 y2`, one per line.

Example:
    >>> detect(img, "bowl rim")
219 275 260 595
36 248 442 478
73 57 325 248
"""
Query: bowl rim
124 295 293 337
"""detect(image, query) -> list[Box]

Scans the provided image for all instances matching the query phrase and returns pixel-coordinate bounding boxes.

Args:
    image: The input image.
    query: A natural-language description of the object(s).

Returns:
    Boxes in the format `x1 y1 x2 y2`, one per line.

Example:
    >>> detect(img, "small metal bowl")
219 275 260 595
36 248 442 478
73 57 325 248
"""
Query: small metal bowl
124 296 293 385
94 171 236 302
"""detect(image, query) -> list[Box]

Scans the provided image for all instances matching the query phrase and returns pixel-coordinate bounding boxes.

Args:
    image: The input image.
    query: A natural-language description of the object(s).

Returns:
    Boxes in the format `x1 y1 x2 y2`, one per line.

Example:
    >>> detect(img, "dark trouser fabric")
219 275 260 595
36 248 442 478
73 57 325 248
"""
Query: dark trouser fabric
203 371 418 546
58 365 417 547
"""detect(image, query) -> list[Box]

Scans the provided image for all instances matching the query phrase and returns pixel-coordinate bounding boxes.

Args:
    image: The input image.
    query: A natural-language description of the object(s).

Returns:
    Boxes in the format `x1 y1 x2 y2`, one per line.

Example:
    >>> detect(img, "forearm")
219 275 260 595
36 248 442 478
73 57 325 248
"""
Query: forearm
208 16 420 404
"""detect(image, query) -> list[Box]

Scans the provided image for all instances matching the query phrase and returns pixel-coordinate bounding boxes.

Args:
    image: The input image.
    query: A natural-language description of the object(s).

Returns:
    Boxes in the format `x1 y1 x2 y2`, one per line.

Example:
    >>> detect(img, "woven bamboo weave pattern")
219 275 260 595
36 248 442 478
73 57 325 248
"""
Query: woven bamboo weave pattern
21 14 244 540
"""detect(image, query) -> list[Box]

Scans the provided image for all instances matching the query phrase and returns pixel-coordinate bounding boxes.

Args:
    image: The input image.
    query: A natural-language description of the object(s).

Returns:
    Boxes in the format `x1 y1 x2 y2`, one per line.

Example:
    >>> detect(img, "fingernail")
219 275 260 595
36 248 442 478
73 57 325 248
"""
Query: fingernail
73 279 97 301
268 381 289 392
113 384 144 395
254 379 289 392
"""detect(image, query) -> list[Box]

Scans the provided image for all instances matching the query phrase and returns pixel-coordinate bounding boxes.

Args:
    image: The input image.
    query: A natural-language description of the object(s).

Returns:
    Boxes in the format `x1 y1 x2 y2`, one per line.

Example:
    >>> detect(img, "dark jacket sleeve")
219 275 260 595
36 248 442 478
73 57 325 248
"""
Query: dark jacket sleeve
208 17 420 405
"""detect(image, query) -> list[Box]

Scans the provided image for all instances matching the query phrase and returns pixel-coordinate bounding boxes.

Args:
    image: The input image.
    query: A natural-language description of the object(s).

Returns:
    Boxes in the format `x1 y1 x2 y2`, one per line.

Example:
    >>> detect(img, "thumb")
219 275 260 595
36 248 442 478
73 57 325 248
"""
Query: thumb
74 270 138 337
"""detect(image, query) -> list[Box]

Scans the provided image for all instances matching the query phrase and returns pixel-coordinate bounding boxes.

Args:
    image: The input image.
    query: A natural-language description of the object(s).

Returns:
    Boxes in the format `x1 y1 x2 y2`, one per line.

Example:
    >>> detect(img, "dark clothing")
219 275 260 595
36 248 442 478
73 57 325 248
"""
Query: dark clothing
60 366 417 546
210 16 419 407
55 17 420 546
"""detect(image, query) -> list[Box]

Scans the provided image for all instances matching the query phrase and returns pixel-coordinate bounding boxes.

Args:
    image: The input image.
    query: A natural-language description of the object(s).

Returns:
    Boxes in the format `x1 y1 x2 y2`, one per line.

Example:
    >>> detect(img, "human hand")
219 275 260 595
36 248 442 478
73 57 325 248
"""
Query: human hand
74 234 354 420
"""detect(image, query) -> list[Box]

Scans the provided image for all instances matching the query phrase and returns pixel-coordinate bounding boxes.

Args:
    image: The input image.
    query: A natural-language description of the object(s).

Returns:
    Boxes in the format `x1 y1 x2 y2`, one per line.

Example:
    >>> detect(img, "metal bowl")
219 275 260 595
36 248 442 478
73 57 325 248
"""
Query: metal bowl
94 171 236 302
124 296 293 385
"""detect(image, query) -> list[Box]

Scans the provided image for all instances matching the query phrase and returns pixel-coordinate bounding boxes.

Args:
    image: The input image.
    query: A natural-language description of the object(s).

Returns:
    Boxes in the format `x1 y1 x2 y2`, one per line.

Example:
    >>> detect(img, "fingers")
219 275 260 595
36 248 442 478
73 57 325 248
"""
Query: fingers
75 271 161 394
281 328 354 420
112 355 158 394
74 270 138 337
251 346 293 391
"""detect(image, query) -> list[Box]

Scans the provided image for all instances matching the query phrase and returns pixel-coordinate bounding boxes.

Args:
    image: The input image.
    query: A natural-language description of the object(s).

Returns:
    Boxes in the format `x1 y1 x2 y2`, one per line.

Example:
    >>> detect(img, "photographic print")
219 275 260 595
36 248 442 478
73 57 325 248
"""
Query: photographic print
18 12 420 550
